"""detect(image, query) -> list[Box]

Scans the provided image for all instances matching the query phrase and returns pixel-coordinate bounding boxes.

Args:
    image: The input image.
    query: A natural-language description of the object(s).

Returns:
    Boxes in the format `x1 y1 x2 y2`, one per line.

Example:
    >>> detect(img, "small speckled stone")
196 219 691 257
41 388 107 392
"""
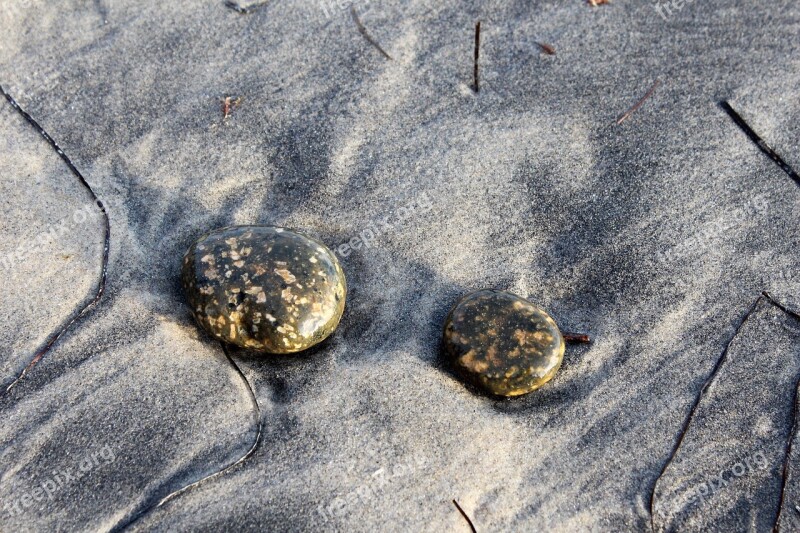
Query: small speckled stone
443 290 565 397
182 225 346 353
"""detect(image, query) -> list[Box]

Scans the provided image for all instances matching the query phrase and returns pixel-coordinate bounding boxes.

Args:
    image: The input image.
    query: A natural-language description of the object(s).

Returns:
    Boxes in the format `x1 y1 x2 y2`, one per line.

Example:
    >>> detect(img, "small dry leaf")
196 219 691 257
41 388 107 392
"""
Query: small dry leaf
536 42 556 55
222 96 241 119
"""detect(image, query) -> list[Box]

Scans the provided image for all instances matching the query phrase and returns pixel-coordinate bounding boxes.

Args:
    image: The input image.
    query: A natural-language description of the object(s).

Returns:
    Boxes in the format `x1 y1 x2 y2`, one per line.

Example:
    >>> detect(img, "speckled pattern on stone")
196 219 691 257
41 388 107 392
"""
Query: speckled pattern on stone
182 225 346 353
444 290 565 397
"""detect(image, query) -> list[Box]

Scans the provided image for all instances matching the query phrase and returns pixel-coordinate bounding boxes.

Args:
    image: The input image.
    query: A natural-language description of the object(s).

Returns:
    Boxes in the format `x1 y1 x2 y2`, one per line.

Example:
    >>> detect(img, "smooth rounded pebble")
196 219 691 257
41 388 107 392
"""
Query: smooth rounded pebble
182 225 346 353
443 290 565 397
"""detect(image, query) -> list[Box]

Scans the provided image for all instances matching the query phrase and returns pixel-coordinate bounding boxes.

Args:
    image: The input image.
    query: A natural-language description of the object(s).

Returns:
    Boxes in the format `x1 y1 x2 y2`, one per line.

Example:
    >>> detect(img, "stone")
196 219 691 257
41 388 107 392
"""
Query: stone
443 290 565 397
181 225 346 353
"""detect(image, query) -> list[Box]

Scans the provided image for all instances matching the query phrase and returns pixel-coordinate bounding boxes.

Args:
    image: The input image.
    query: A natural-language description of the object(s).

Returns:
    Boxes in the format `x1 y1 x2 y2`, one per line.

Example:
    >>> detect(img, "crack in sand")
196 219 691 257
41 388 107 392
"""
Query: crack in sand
453 499 478 533
775 369 800 533
0 85 110 396
110 344 262 532
764 291 800 533
649 292 800 532
720 101 800 188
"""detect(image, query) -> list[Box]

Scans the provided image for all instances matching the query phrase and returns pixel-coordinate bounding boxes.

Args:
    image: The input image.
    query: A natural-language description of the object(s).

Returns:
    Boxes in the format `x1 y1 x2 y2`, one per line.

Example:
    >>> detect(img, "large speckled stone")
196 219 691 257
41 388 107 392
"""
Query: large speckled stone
181 226 346 353
443 290 565 397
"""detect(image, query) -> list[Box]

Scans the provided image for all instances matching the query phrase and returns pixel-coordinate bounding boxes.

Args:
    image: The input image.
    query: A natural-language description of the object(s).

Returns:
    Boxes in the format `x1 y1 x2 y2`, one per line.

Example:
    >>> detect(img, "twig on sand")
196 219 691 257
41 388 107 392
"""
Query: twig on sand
351 6 393 61
616 79 660 125
720 101 800 187
563 332 591 344
473 21 481 92
453 499 477 533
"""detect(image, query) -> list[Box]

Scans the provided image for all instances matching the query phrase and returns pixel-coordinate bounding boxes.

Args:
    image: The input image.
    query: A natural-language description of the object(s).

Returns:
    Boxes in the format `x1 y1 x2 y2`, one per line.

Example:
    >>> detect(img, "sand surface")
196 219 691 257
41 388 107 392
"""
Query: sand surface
1 0 799 531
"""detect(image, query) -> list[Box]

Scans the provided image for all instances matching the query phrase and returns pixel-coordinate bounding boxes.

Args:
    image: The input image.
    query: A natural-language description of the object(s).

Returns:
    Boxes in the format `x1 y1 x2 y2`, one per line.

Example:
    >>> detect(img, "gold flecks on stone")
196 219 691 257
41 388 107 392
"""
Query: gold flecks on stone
182 225 346 353
443 290 565 397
